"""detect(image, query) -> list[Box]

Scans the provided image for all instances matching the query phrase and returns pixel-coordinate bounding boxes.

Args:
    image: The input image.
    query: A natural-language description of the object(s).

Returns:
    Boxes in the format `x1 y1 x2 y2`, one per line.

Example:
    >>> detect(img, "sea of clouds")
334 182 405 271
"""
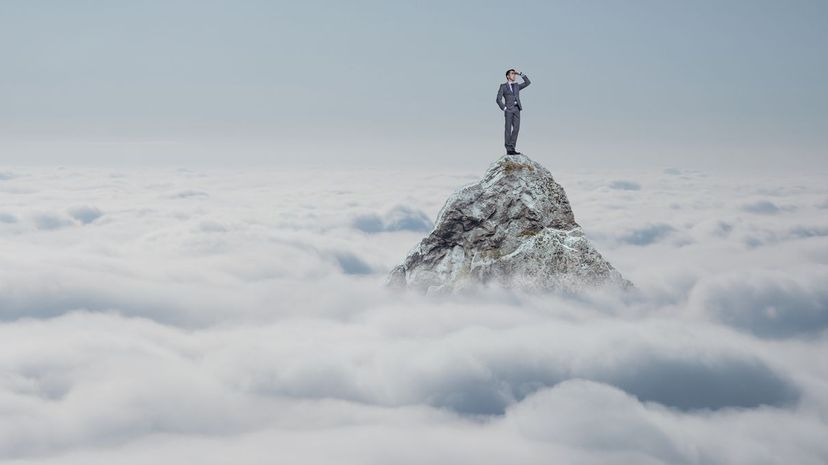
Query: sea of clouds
1 160 827 464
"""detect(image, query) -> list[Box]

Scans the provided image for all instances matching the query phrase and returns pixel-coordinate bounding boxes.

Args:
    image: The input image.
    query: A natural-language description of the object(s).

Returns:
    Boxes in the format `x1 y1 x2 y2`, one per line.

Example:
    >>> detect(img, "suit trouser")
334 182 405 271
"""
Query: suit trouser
504 109 520 151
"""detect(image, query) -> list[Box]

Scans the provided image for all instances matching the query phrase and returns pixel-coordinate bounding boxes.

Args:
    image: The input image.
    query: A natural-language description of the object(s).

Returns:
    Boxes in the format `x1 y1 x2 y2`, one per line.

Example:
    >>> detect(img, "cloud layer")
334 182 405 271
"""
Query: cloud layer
0 163 827 464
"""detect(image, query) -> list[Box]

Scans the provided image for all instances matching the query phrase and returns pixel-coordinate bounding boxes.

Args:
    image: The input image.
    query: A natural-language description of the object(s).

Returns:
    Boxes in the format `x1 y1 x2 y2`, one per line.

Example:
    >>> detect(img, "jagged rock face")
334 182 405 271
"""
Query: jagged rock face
387 154 633 294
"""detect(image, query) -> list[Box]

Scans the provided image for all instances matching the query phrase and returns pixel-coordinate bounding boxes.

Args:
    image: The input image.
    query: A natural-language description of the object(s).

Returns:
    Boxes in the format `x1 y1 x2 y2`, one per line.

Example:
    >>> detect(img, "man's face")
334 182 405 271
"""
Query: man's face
507 71 517 82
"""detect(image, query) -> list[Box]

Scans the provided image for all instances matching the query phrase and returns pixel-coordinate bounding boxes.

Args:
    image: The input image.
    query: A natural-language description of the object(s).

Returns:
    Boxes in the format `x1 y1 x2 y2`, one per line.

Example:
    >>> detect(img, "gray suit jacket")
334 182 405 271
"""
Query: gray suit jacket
496 74 531 112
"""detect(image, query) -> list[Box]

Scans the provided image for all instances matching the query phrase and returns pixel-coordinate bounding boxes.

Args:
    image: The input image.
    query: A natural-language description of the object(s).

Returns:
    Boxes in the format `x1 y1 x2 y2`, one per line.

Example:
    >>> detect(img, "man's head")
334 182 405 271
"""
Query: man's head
505 69 517 82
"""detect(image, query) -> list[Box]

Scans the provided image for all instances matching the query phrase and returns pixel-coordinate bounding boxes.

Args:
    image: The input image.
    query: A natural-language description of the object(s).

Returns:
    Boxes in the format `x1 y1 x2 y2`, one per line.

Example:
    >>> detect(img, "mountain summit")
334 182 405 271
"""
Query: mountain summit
387 154 633 294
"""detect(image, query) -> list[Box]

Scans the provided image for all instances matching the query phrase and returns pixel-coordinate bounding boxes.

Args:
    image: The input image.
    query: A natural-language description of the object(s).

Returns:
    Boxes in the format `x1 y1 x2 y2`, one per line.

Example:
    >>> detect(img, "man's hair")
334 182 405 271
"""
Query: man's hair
505 68 516 77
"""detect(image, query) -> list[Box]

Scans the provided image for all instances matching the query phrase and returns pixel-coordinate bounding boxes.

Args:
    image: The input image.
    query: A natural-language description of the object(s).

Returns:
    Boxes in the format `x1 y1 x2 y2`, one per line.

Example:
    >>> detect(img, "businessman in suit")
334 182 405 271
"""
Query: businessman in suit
496 68 531 155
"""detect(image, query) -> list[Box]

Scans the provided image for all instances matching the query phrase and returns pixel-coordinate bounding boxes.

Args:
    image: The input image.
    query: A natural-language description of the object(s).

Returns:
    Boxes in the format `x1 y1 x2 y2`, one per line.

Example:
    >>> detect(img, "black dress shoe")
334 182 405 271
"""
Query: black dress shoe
513 151 522 155
506 150 517 155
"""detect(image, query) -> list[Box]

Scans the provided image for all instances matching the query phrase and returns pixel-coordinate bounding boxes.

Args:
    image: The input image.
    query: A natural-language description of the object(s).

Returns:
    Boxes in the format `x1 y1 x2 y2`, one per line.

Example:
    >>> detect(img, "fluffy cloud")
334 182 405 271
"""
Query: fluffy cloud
352 205 433 233
31 212 74 230
741 200 792 214
617 223 676 245
0 164 827 464
609 179 641 190
67 206 103 224
690 268 828 338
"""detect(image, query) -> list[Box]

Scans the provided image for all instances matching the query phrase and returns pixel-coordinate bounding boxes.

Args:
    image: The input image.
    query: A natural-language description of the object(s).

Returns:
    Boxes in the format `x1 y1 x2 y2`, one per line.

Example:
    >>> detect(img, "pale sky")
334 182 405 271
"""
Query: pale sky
1 0 826 170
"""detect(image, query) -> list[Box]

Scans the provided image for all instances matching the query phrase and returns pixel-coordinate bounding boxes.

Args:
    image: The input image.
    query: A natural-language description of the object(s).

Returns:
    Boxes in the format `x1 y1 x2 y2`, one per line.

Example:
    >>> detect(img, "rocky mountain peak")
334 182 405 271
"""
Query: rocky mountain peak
387 154 633 294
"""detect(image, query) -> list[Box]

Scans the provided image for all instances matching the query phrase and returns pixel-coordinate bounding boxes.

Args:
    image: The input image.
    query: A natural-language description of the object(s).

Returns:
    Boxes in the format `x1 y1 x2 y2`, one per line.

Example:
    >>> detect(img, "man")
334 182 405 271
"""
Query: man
496 68 531 155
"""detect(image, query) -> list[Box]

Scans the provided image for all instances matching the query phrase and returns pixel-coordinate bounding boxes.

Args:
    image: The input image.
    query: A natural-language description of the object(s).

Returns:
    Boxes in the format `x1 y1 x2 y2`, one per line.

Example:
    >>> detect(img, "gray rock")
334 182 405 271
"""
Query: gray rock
387 154 633 294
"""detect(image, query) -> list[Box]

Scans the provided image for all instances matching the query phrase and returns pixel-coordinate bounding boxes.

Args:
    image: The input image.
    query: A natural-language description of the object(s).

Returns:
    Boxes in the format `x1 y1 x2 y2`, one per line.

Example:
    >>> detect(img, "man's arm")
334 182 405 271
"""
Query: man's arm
518 73 531 90
496 84 505 110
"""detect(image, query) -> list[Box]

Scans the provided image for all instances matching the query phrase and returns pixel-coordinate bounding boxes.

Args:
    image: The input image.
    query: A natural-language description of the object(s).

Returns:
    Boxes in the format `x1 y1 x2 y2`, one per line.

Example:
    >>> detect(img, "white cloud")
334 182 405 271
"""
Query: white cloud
66 206 103 224
608 179 641 191
0 164 827 463
689 267 828 338
30 212 74 230
352 205 433 234
741 199 794 214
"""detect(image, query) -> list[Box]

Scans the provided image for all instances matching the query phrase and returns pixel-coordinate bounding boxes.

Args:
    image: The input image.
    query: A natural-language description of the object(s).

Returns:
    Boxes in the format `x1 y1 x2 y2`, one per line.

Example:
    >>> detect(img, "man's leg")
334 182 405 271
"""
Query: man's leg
504 110 514 152
510 110 521 152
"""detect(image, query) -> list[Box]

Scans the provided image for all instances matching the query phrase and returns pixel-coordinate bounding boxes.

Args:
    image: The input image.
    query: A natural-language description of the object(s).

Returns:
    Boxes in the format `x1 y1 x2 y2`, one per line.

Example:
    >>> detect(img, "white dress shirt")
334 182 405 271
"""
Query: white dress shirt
505 72 524 109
